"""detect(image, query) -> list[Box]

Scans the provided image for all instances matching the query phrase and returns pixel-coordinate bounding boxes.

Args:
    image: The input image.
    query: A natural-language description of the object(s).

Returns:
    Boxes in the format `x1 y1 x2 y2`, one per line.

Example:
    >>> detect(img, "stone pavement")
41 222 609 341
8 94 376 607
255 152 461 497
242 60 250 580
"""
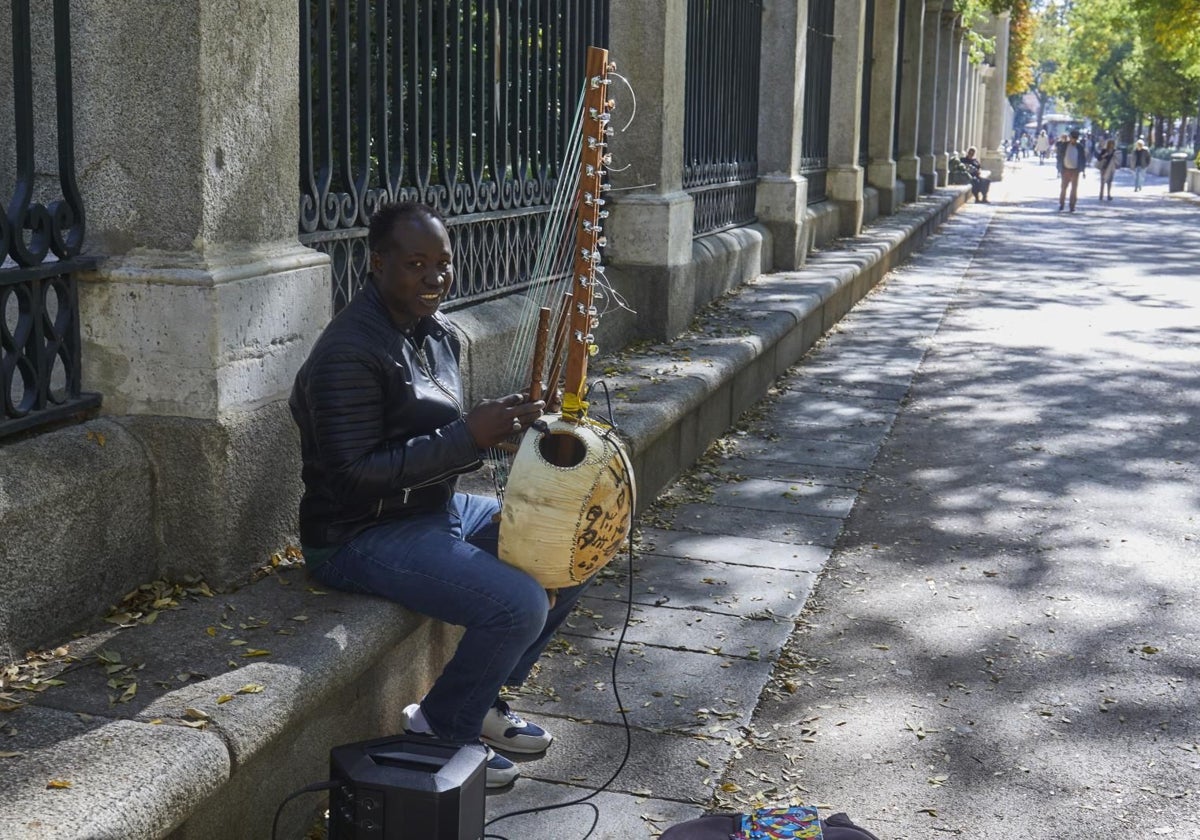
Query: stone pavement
485 159 1200 839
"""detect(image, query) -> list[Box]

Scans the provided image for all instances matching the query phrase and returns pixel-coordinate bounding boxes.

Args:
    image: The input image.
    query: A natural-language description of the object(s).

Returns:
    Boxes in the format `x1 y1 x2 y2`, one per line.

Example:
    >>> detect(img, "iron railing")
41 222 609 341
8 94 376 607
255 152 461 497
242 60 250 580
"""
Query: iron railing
2 0 99 439
858 0 876 167
299 0 609 313
802 0 834 203
893 0 906 158
682 0 763 237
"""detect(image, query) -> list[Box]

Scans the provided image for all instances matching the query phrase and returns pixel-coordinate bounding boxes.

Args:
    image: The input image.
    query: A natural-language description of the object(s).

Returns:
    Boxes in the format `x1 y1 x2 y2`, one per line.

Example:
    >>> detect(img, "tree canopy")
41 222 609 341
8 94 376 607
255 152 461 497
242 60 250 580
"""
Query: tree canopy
1014 0 1200 137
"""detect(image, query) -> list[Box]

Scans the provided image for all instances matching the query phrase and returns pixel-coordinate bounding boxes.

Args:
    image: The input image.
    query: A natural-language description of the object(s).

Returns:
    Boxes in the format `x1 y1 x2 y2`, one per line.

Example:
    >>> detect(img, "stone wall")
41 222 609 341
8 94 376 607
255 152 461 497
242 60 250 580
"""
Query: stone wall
1 0 1007 664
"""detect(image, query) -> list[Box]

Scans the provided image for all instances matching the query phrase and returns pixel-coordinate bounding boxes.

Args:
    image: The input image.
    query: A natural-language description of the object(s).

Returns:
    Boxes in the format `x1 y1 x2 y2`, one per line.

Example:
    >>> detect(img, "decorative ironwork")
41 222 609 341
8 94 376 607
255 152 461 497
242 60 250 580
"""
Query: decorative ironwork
859 0 876 168
893 0 906 158
683 0 763 237
802 0 835 204
2 0 100 438
299 0 609 312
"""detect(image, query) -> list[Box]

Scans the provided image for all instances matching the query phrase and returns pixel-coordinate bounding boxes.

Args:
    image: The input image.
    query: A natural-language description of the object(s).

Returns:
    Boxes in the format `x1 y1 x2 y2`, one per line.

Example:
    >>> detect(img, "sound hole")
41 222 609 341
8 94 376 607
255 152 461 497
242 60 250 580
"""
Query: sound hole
539 431 586 468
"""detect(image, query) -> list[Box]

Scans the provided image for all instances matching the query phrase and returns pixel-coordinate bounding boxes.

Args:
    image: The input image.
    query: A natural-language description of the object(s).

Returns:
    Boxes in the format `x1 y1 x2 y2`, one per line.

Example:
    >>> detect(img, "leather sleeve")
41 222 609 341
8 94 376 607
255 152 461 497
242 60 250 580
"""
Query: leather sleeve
297 344 481 505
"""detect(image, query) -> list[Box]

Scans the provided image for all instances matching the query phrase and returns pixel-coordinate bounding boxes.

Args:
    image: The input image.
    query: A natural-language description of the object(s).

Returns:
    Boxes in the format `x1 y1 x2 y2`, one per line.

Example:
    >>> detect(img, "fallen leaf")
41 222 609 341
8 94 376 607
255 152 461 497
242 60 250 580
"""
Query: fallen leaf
47 779 73 789
241 649 271 658
0 750 22 758
184 708 210 721
216 694 234 704
236 683 265 695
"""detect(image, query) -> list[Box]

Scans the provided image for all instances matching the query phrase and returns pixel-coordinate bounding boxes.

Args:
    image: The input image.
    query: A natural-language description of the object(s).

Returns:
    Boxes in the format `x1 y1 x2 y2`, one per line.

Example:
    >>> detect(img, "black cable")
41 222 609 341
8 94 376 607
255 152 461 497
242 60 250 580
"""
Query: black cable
271 779 337 840
483 513 639 839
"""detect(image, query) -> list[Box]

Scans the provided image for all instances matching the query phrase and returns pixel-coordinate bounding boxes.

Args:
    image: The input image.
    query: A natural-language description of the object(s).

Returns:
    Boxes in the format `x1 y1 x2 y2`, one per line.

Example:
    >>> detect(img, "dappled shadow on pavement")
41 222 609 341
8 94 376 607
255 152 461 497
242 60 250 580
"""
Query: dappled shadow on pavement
722 177 1200 838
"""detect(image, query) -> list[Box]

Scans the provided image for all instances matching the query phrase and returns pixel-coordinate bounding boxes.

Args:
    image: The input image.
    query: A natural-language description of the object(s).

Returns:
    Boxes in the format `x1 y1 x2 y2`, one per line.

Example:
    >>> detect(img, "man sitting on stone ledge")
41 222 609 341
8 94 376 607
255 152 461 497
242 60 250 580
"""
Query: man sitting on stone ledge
289 201 589 788
962 146 990 204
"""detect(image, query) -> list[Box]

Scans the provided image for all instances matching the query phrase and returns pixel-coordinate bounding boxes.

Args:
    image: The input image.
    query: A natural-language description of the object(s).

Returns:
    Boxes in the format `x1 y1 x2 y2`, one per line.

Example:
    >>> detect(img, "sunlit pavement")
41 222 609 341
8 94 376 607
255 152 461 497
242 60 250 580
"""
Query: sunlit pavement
984 153 1189 211
484 158 1200 839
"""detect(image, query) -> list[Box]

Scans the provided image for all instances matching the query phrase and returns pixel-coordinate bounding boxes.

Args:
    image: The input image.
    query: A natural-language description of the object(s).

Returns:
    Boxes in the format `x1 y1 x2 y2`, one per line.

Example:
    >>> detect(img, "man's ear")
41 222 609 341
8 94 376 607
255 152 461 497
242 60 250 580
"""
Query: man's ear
369 249 382 274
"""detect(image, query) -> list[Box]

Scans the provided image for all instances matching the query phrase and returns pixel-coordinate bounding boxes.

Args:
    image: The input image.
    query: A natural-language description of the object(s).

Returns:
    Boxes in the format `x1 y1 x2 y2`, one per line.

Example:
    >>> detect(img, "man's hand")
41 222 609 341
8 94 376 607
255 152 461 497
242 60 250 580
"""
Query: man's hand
466 393 546 448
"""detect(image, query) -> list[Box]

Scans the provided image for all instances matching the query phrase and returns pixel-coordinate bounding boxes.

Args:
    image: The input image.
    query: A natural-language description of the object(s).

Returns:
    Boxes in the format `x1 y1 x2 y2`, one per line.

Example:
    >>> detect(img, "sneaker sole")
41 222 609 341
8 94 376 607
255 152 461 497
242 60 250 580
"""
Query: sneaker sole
481 734 553 755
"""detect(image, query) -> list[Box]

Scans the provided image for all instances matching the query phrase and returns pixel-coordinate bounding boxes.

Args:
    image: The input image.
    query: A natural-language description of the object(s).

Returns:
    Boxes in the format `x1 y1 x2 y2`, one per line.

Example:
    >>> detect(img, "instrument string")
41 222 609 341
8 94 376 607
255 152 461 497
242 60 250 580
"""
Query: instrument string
485 78 590 500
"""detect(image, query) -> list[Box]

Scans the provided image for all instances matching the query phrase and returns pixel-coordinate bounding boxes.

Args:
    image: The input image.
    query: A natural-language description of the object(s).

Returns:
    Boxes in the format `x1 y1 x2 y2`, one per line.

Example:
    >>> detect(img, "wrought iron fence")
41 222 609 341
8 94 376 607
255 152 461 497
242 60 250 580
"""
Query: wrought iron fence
802 0 834 203
682 0 763 237
858 0 875 168
2 0 99 439
893 0 906 158
299 0 609 313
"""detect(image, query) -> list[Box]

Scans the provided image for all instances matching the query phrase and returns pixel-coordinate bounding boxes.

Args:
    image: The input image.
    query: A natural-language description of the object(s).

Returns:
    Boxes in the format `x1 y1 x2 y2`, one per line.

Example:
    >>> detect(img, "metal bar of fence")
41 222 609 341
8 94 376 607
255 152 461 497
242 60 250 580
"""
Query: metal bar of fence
859 0 876 168
2 0 99 438
300 0 609 313
682 0 762 236
802 0 834 204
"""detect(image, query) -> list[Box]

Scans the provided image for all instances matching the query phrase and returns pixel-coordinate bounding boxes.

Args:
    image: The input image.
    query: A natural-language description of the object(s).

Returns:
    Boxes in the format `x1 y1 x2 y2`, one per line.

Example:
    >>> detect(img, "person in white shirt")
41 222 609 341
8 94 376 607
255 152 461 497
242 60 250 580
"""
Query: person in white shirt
1057 129 1085 212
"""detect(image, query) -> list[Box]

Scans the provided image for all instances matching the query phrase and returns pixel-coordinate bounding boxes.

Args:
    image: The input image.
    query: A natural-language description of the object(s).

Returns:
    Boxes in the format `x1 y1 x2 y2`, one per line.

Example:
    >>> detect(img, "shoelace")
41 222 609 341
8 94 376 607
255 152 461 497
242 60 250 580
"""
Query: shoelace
494 699 524 726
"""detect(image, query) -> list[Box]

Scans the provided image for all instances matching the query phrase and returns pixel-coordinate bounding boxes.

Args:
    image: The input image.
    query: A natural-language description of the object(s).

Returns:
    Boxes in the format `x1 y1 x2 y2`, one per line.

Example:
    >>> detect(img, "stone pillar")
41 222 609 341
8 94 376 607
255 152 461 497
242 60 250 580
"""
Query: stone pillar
866 0 902 214
979 11 1011 179
955 47 970 153
946 23 965 157
976 69 987 148
917 0 942 193
895 0 926 201
933 4 957 186
825 0 867 237
965 66 980 149
71 0 328 582
606 0 694 341
756 0 810 269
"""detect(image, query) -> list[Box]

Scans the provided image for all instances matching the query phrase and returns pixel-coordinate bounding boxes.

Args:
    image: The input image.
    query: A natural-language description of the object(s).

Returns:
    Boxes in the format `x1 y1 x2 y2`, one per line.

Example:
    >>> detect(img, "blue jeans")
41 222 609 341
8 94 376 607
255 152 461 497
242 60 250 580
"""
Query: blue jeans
309 492 589 743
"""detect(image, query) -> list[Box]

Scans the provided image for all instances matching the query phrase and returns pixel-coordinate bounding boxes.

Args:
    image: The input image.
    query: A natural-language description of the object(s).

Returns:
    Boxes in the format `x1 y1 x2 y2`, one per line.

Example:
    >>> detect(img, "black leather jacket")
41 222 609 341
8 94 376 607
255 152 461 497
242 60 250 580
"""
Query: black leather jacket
290 279 482 547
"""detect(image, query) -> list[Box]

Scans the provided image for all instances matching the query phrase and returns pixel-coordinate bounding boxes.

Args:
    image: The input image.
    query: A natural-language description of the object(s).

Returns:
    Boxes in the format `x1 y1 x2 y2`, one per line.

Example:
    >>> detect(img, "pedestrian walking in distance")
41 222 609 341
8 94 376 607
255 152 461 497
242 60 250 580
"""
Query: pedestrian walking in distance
1035 129 1050 164
1096 139 1118 201
1132 139 1151 192
1057 129 1086 212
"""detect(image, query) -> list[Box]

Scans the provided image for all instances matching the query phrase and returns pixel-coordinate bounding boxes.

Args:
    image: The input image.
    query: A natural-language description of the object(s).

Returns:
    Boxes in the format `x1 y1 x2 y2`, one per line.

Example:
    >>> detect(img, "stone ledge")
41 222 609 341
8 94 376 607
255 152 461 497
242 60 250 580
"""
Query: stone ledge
612 187 966 502
0 186 966 840
1 568 459 839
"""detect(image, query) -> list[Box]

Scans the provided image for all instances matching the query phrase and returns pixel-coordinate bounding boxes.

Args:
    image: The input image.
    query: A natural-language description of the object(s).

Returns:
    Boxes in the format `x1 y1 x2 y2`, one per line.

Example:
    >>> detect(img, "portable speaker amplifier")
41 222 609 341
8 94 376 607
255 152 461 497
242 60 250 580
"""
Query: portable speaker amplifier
328 734 487 839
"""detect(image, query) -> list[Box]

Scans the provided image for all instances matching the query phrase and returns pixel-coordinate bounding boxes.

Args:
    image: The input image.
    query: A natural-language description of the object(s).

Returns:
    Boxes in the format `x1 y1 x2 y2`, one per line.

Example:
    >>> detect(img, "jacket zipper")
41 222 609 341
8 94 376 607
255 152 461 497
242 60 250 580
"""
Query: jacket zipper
382 340 478 513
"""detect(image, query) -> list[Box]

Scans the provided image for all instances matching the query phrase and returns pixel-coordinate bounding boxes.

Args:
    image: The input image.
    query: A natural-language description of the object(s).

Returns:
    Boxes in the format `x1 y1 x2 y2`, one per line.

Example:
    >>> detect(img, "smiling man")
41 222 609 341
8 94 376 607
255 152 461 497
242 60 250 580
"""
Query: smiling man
289 201 588 788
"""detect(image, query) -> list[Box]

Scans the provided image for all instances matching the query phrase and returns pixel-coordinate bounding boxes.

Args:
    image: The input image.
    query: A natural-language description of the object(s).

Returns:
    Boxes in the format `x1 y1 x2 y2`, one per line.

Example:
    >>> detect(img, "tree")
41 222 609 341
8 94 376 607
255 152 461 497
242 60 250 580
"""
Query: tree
1024 0 1200 144
1025 3 1066 131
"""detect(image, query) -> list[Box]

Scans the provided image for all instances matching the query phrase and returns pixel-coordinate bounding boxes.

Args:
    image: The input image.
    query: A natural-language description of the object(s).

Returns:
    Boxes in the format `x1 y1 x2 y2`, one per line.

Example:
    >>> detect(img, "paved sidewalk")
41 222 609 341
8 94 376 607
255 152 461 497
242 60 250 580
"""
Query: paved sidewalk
485 159 1200 838
483 206 991 836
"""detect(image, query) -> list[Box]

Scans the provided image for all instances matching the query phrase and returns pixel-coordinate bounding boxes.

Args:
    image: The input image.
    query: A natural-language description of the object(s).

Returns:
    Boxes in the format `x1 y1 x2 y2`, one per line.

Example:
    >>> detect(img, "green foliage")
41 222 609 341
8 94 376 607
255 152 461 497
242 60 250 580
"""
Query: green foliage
1024 0 1200 133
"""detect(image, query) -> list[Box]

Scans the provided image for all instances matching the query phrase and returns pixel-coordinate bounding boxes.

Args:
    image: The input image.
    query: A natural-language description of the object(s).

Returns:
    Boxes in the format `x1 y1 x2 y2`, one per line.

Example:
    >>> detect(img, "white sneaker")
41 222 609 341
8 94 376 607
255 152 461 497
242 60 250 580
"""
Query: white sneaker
482 745 520 788
401 702 520 788
480 698 553 755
